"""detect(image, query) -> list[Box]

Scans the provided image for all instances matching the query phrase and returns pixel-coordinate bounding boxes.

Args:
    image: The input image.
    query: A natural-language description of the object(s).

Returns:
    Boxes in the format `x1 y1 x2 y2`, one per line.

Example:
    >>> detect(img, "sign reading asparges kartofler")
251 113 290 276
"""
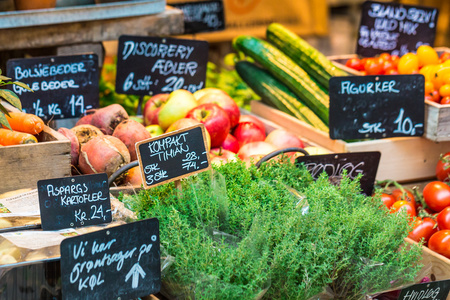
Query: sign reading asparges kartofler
357 1 439 57
116 36 208 95
136 124 211 188
38 173 112 231
329 74 424 140
6 54 99 121
60 218 161 300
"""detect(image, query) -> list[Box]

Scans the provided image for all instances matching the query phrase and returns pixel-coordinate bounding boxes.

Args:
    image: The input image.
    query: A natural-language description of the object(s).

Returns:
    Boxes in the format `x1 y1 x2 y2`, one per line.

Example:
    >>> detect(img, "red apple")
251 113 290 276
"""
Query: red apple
238 115 265 135
209 148 238 165
221 133 240 153
186 103 230 148
233 122 265 146
237 141 277 160
197 90 240 128
143 93 170 126
265 129 305 149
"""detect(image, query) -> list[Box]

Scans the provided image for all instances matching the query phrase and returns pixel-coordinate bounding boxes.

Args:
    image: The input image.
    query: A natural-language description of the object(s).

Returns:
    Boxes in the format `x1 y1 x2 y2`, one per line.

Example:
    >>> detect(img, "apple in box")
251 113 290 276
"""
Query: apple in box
220 133 240 153
186 103 230 148
233 122 265 146
238 115 266 135
143 93 169 126
265 129 304 156
210 147 238 165
196 88 240 128
158 90 198 130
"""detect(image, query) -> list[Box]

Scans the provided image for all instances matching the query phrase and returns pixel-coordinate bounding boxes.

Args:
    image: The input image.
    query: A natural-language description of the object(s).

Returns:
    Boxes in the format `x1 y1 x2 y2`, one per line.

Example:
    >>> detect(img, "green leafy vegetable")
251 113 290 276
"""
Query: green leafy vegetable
122 159 422 299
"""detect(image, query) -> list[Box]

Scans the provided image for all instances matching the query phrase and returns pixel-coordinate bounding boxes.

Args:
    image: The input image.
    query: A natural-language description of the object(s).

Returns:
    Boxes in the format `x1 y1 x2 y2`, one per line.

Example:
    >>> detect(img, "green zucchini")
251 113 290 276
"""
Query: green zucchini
266 23 347 89
233 35 329 125
235 61 328 132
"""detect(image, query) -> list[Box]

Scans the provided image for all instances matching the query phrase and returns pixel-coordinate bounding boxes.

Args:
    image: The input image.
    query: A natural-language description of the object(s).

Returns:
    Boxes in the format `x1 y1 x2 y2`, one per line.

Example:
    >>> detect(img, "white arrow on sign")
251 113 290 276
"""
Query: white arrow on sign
125 262 146 288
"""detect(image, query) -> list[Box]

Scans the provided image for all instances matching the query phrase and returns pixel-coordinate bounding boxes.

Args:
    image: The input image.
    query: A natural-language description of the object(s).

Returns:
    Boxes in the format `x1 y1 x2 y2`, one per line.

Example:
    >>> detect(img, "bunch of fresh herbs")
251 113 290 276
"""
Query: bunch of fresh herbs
122 159 422 299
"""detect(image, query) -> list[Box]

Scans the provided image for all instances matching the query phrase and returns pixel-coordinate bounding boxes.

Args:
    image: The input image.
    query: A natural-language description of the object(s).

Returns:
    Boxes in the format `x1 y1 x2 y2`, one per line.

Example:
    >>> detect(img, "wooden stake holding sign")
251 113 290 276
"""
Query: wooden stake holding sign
136 123 211 190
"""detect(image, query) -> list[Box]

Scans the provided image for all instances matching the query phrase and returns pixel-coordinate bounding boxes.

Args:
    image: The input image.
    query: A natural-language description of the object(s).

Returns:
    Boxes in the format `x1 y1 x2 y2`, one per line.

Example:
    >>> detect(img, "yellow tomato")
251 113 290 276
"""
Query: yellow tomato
398 53 419 74
440 84 450 98
425 81 434 95
417 45 439 66
433 65 450 90
419 65 436 82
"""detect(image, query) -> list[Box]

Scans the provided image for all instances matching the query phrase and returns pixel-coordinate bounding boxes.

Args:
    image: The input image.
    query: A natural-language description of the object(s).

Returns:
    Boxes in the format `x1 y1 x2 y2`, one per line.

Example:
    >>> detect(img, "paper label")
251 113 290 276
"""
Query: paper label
0 189 40 214
0 229 78 250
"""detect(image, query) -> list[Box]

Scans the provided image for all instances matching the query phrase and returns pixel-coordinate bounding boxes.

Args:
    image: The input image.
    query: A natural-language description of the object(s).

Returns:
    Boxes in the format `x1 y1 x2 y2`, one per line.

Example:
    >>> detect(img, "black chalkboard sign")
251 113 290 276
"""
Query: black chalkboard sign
116 36 209 95
397 279 450 300
357 1 439 57
37 173 112 231
171 0 225 34
136 123 211 188
6 54 99 121
60 218 161 300
296 152 381 195
329 74 424 140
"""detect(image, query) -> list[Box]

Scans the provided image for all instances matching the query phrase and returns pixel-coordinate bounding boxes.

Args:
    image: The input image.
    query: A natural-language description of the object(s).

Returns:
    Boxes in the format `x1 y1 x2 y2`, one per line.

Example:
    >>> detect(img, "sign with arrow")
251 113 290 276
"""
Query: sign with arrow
60 218 160 300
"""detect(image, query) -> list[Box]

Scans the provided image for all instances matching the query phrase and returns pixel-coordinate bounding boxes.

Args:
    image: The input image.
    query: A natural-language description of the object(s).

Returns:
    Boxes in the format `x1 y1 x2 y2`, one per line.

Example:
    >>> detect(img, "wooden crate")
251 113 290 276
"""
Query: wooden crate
329 48 450 142
0 125 71 195
251 101 450 182
405 238 450 282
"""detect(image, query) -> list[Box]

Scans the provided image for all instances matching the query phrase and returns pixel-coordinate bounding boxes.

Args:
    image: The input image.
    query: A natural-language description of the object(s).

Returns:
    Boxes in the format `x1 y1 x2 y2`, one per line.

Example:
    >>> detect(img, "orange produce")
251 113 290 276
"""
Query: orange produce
5 112 44 135
0 128 38 145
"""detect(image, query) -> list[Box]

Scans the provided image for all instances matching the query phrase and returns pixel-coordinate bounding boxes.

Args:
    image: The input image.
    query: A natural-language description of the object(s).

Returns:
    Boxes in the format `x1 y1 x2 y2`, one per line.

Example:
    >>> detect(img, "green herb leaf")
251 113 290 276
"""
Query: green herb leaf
0 75 11 81
0 89 22 110
13 81 33 92
0 111 11 130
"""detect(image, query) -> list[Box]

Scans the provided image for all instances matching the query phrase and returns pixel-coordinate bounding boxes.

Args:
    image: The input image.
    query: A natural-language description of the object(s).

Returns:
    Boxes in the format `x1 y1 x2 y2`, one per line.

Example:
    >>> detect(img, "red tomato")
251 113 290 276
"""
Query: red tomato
437 206 450 230
391 200 417 218
436 152 450 182
423 181 450 212
391 188 416 207
425 95 435 102
430 90 442 103
380 193 396 209
390 55 400 67
364 57 384 75
379 53 391 62
382 60 395 72
440 52 450 62
345 58 364 71
428 230 450 258
408 217 438 244
384 68 399 75
441 96 450 105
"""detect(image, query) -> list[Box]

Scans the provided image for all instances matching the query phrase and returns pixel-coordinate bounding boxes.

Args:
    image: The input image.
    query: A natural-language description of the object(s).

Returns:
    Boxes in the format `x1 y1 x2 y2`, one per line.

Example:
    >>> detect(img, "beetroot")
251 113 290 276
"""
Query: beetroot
78 135 130 177
57 127 80 166
71 124 104 149
90 104 129 135
75 113 95 126
112 119 151 161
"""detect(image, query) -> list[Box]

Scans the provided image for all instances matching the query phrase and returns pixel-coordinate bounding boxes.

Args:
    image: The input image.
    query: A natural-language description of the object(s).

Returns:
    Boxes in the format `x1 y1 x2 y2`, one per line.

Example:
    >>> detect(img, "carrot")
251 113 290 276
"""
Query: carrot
0 128 37 145
5 112 44 135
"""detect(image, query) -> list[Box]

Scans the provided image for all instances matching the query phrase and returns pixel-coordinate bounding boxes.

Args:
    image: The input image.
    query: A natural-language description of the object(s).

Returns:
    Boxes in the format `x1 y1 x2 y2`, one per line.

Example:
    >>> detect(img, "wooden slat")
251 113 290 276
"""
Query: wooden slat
0 126 71 194
0 6 184 51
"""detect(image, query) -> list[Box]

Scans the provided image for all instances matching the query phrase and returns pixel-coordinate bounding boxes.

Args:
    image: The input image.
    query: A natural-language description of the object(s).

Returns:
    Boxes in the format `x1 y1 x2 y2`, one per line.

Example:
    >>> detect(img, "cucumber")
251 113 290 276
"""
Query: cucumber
235 61 328 132
233 35 329 125
266 23 347 89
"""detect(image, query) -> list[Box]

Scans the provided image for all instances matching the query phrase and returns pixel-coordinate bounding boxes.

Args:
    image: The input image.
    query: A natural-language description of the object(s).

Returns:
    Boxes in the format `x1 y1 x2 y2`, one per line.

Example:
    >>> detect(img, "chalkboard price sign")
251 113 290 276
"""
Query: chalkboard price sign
38 173 112 231
60 218 161 300
329 74 425 140
136 124 211 188
171 0 225 34
356 1 439 57
116 35 209 95
6 54 99 121
296 152 381 195
397 279 450 300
